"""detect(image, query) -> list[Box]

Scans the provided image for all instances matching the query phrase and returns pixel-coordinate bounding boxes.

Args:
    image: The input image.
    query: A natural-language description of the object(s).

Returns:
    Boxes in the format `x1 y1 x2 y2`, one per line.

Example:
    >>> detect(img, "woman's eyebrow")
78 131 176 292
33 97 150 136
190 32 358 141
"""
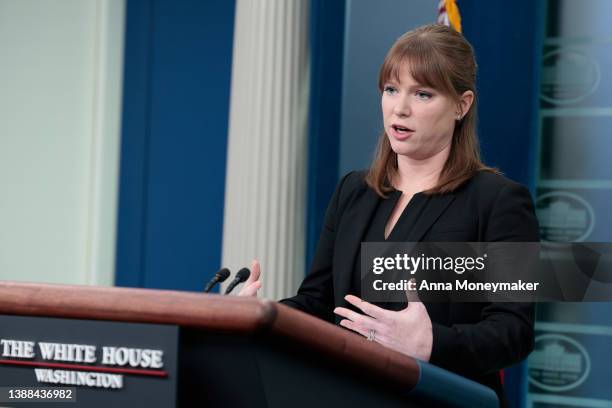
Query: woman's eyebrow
386 82 432 90
383 77 434 90
408 83 433 90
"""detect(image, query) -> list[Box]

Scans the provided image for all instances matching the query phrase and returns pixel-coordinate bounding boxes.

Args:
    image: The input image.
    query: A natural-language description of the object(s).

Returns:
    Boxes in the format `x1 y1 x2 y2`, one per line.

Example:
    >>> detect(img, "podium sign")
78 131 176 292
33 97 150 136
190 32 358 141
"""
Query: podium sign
0 315 178 407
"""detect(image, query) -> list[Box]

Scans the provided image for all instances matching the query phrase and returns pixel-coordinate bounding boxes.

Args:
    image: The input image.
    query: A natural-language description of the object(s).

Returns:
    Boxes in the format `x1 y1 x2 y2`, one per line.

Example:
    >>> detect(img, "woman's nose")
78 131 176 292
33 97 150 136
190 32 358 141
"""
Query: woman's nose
393 98 411 117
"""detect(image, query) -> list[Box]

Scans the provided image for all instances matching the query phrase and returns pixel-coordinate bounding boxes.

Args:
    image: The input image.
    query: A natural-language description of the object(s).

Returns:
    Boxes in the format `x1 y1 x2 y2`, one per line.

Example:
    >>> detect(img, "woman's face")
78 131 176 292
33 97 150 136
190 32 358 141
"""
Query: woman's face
381 63 472 161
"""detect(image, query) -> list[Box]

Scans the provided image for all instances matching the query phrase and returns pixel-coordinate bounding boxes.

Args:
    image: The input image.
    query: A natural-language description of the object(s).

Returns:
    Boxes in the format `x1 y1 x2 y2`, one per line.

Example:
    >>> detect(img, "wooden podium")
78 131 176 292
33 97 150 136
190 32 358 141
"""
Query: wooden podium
0 281 498 407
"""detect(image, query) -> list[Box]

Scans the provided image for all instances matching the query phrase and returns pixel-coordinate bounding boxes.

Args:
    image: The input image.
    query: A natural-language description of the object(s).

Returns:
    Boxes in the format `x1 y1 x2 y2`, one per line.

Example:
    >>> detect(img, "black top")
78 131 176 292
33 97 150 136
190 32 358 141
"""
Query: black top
349 190 429 300
281 170 540 406
371 190 429 242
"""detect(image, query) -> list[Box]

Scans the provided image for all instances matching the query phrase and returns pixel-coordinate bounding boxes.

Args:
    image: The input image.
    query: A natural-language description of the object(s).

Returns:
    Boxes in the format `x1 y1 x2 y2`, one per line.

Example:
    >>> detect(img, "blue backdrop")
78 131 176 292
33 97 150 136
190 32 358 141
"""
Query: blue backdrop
115 0 235 291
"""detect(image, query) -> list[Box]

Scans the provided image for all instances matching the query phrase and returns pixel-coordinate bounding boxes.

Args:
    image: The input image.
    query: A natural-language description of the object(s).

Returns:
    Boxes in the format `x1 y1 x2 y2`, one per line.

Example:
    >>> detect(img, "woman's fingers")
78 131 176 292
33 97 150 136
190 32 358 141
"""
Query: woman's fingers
240 281 261 297
339 319 369 337
334 306 381 331
403 278 427 314
344 295 389 321
238 259 262 296
245 259 261 285
339 319 390 344
404 278 422 305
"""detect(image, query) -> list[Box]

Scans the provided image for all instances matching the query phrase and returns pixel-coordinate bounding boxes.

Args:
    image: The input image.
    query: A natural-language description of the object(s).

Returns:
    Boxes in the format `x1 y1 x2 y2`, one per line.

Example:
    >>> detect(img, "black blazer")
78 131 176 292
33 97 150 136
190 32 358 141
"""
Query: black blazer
281 170 539 403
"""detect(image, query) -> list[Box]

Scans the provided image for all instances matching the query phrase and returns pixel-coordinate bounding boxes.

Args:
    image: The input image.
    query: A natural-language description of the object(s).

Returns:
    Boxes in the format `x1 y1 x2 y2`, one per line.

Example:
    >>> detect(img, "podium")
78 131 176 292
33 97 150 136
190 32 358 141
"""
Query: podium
0 281 498 407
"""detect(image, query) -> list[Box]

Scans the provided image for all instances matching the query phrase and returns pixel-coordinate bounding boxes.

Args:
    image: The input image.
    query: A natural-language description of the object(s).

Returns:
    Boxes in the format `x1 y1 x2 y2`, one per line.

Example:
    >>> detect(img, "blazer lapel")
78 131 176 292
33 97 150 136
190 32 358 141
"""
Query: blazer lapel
332 189 455 316
333 187 380 307
405 193 455 242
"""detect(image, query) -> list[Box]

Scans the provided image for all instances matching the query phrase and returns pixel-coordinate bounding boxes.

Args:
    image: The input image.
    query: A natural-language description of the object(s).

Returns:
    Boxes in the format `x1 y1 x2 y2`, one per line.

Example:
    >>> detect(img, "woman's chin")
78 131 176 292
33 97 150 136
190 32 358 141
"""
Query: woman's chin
389 142 417 158
391 148 435 162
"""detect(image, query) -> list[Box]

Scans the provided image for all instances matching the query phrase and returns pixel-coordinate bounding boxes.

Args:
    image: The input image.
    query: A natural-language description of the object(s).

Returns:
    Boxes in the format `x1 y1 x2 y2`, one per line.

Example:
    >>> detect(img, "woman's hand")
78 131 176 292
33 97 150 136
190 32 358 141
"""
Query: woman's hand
333 282 433 361
237 259 262 296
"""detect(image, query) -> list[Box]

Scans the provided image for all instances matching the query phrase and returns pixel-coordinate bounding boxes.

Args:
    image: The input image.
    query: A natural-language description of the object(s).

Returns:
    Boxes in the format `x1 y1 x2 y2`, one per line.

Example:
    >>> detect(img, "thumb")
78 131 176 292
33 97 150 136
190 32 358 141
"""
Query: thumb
248 259 261 283
238 260 262 297
405 278 422 305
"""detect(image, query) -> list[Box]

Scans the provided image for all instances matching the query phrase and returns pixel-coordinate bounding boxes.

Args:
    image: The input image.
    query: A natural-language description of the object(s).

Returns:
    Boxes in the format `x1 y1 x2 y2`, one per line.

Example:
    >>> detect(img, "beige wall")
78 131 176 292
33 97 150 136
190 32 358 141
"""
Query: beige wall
0 0 125 285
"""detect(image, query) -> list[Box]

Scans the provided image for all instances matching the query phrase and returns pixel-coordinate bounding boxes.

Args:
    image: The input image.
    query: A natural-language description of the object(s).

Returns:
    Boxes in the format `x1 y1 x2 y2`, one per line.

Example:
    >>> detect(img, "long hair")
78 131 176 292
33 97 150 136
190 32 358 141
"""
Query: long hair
365 24 497 197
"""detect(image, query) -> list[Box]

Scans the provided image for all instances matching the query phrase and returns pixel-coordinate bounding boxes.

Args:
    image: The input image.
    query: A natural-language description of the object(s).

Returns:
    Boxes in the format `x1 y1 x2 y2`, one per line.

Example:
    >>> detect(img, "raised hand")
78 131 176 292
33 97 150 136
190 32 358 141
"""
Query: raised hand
333 280 433 361
237 259 262 296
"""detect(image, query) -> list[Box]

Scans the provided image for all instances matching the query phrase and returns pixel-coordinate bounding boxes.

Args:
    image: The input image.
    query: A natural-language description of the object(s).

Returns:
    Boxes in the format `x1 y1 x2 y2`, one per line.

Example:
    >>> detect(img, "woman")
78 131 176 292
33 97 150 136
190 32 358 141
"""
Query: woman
240 24 538 405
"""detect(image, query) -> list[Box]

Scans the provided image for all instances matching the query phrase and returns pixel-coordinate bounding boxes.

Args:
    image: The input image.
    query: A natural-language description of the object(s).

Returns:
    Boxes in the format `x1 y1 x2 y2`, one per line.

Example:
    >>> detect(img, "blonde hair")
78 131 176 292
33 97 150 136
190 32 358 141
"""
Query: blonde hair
366 24 497 197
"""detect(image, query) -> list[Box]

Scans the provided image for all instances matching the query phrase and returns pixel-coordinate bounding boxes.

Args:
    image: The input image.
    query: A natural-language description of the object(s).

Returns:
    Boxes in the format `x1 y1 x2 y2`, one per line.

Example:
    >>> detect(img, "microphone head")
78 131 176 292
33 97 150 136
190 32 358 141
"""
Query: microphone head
216 268 231 282
236 267 250 282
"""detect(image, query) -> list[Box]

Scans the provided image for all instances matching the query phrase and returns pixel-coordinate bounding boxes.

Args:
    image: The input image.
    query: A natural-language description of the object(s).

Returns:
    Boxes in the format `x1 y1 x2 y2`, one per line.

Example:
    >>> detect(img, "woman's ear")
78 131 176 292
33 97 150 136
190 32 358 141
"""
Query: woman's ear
456 90 474 119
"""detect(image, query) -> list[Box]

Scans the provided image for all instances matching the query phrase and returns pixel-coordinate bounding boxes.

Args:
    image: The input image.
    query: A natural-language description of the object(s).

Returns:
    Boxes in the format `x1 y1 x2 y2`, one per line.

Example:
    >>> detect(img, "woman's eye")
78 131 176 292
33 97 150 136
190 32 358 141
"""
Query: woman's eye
416 91 432 100
383 86 397 94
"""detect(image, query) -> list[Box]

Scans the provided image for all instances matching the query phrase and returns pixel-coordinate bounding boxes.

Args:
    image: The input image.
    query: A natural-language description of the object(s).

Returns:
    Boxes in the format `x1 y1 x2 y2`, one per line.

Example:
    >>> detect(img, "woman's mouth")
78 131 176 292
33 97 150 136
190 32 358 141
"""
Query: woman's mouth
390 124 414 140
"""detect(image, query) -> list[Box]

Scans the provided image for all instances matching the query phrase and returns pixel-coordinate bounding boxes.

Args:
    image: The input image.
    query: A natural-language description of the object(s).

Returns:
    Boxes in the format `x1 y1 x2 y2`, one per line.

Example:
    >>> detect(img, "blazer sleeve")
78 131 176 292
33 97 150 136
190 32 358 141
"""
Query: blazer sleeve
279 172 355 322
429 182 538 377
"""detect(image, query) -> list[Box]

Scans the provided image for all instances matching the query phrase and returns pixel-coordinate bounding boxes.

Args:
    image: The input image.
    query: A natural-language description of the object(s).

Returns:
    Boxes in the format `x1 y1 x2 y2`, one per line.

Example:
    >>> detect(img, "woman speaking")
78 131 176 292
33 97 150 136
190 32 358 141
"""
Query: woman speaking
239 24 538 405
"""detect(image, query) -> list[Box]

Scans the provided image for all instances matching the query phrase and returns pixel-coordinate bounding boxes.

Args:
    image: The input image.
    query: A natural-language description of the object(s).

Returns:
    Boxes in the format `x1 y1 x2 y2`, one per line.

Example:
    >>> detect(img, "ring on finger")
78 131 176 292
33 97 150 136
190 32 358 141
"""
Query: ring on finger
367 329 376 342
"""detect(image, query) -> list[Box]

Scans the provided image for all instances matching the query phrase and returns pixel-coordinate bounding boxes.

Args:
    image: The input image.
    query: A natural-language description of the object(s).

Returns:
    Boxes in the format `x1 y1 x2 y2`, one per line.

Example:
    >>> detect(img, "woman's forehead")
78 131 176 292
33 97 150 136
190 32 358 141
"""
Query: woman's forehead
388 63 420 84
385 60 433 88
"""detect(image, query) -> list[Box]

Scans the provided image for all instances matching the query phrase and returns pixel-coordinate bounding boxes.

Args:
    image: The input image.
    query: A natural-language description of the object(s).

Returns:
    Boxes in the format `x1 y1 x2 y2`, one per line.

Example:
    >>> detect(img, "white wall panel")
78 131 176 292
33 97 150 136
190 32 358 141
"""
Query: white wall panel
0 0 125 285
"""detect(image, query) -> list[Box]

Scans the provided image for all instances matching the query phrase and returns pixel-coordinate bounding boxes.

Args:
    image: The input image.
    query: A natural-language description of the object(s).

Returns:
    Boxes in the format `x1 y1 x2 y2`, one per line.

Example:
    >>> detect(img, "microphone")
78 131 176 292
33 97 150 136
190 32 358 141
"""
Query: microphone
224 268 250 295
204 268 231 293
